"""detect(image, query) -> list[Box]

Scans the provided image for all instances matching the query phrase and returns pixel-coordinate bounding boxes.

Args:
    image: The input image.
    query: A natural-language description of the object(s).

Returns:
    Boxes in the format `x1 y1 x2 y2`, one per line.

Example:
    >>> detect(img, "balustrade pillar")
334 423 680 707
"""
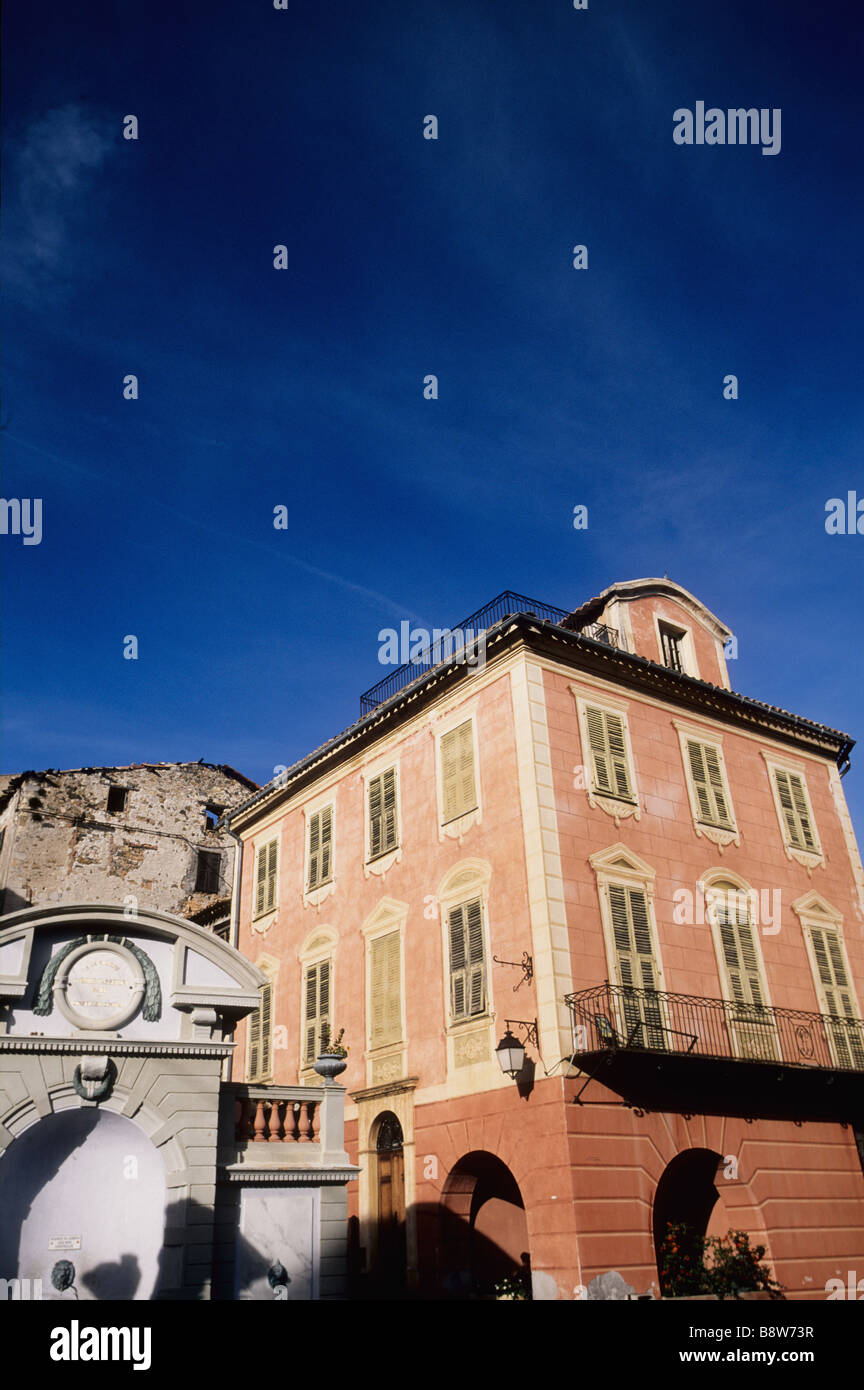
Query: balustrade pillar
252 1098 268 1142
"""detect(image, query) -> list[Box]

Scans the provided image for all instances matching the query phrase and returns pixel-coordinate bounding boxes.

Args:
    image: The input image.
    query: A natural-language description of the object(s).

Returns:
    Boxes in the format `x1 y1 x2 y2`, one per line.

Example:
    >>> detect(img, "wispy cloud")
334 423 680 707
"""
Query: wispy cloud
3 104 113 299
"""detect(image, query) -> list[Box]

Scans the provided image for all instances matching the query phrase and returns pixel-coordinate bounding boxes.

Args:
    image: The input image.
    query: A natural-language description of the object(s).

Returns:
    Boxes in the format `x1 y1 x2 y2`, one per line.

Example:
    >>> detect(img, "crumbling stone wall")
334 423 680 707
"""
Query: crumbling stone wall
0 763 255 923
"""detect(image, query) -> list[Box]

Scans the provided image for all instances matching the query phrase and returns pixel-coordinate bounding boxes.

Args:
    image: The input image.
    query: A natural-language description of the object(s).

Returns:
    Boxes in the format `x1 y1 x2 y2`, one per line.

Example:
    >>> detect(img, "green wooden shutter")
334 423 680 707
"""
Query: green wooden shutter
304 966 317 1061
809 926 864 1068
717 895 764 1009
320 806 332 881
259 981 272 1079
441 721 477 822
775 770 816 850
449 904 467 1019
714 889 777 1059
254 838 278 916
369 769 398 857
586 707 632 800
255 844 268 916
308 812 320 889
370 931 402 1047
789 774 816 849
703 745 731 826
307 808 333 889
449 898 486 1021
466 898 486 1015
248 979 272 1081
382 768 398 850
608 884 663 1046
248 999 261 1078
265 839 278 911
304 960 331 1062
687 741 732 827
369 775 383 858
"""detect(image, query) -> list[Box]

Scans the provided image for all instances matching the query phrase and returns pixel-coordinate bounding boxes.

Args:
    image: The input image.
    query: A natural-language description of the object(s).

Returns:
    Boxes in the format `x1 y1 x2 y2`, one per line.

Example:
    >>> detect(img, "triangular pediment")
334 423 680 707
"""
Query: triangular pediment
360 897 409 937
791 890 842 924
588 843 655 881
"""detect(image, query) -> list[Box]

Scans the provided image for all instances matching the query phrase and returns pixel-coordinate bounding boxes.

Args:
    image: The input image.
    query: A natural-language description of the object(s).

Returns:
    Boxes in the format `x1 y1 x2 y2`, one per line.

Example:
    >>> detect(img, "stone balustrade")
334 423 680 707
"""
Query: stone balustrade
235 1091 319 1144
220 1083 351 1171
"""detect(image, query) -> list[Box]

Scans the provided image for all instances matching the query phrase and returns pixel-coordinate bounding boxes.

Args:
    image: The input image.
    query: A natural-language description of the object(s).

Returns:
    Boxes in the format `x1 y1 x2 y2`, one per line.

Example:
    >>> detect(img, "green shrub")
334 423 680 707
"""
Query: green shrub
659 1222 784 1300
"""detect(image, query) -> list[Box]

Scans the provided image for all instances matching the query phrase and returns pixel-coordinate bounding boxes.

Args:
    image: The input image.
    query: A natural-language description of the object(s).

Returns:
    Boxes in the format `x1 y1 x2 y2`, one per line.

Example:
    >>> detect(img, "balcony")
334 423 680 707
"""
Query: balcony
578 621 622 650
218 1084 353 1174
565 983 864 1122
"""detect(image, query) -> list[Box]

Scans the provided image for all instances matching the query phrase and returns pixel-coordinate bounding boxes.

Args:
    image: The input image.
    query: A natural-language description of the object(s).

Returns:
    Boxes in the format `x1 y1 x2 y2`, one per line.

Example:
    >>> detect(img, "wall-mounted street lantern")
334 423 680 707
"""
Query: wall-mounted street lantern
495 1019 539 1079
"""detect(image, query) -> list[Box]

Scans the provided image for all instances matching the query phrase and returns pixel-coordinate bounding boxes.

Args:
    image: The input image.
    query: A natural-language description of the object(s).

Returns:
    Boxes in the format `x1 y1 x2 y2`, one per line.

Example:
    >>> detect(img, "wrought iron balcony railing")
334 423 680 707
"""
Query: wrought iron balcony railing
359 591 570 714
566 982 864 1075
578 621 622 650
358 592 632 715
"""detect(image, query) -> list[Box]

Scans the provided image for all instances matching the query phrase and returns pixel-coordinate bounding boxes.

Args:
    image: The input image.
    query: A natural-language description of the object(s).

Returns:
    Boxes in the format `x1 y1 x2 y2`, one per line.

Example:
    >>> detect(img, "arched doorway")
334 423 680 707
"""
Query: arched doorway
652 1147 722 1288
373 1112 406 1288
0 1109 167 1299
440 1152 530 1298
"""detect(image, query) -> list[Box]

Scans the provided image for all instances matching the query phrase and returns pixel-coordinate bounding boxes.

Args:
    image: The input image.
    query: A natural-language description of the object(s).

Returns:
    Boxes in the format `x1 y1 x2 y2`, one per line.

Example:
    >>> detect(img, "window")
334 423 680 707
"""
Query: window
369 930 402 1048
254 838 278 917
247 977 273 1081
763 754 823 868
195 849 221 894
368 768 398 859
658 622 686 673
448 897 486 1021
773 769 816 851
606 883 665 1048
303 959 331 1064
584 705 634 802
805 923 864 1069
706 879 776 1061
204 804 223 831
685 740 733 828
714 891 765 1011
307 806 333 890
106 786 128 813
440 720 478 823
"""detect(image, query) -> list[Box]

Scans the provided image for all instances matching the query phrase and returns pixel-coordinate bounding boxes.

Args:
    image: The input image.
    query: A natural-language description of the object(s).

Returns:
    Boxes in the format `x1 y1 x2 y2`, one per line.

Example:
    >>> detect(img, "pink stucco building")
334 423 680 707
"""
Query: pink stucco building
227 579 864 1299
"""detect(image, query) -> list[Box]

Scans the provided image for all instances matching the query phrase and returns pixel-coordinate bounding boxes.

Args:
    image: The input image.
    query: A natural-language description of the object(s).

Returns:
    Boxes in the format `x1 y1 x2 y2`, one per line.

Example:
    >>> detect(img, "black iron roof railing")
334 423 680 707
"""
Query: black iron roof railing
565 981 864 1074
359 590 571 715
579 621 622 650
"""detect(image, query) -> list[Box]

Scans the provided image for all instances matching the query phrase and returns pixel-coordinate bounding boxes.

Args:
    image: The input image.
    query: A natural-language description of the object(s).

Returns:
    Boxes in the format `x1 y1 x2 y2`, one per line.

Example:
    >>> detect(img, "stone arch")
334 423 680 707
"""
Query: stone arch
652 1146 723 1281
639 1118 776 1282
0 1107 168 1300
439 1150 530 1298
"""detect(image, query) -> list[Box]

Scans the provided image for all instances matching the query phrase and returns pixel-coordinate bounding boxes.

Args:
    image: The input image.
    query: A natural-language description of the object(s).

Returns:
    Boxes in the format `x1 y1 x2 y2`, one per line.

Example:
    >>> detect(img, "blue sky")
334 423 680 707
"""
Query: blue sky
2 0 863 833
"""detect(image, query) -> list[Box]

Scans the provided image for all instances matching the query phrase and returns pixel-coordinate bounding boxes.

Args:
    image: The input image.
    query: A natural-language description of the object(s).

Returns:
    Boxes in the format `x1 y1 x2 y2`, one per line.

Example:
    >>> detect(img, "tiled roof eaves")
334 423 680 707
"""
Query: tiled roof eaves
227 615 853 830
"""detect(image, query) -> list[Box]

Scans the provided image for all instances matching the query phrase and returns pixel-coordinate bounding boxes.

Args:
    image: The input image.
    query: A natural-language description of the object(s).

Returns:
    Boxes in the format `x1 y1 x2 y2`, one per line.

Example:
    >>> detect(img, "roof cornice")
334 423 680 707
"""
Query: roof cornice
227 615 853 832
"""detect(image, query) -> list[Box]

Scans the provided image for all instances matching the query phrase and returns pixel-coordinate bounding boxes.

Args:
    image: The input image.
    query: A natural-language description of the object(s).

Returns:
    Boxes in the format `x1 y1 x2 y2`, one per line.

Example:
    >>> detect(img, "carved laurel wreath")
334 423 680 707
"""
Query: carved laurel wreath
33 934 162 1021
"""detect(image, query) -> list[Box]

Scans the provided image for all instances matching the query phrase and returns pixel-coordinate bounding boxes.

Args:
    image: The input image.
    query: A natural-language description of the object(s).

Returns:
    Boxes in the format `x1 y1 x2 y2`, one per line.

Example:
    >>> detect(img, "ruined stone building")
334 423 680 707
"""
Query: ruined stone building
0 763 258 937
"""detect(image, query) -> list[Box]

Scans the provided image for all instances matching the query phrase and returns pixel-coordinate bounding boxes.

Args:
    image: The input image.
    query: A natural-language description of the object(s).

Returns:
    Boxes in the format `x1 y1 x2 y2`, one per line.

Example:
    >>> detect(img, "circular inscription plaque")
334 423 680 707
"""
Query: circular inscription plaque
56 943 145 1030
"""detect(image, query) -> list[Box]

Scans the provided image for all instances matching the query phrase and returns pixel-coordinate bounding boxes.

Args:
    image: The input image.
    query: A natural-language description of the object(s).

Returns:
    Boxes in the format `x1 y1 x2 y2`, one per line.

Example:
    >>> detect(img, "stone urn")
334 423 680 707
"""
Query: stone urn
313 1053 347 1082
